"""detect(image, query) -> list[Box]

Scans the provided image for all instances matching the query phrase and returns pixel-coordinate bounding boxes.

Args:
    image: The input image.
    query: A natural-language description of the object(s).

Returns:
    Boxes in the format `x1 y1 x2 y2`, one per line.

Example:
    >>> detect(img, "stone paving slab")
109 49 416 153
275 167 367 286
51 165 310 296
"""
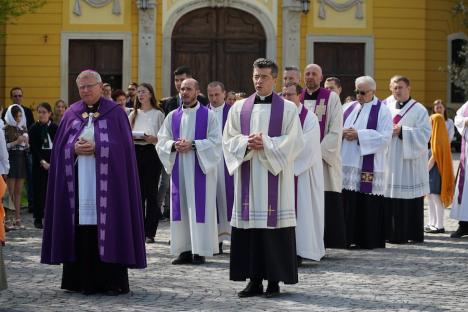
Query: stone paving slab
1 162 468 311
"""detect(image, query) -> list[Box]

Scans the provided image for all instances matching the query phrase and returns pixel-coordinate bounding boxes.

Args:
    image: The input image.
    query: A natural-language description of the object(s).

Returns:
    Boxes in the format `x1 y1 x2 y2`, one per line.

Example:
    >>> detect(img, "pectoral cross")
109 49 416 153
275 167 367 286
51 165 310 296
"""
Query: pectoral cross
314 99 327 122
268 204 275 216
361 172 374 183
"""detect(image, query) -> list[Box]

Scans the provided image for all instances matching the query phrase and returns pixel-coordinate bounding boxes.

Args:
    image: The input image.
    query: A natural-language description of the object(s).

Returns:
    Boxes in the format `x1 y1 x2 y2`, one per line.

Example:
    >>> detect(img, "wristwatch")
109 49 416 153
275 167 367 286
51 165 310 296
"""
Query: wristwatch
191 141 196 150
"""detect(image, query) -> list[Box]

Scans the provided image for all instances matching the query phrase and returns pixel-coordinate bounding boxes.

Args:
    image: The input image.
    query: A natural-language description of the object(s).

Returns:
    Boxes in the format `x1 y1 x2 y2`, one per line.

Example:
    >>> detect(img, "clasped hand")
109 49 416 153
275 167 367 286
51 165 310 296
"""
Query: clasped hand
74 138 95 156
247 133 263 150
343 128 358 141
174 139 192 153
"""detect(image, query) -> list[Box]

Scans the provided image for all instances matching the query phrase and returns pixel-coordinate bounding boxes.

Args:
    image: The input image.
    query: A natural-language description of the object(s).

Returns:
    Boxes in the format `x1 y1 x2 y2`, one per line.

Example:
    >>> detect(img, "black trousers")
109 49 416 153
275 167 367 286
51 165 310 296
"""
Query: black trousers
324 191 347 248
230 227 298 284
33 166 48 221
384 197 424 243
135 144 162 239
62 226 129 294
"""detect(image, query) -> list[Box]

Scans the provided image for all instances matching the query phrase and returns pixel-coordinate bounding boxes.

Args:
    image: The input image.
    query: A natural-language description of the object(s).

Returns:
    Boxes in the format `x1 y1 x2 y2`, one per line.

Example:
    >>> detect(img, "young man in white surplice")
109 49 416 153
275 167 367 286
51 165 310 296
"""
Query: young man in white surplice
384 76 431 244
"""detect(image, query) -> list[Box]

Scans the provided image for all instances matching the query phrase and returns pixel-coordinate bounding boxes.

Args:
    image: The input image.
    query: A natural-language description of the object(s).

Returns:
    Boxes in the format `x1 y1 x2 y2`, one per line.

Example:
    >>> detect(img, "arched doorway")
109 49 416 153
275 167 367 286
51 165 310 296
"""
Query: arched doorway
171 7 266 96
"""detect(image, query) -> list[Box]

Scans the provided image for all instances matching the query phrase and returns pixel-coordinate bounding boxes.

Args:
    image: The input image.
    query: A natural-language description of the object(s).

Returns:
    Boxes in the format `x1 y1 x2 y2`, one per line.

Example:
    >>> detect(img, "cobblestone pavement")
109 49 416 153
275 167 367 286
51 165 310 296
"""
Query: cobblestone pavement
1 167 468 311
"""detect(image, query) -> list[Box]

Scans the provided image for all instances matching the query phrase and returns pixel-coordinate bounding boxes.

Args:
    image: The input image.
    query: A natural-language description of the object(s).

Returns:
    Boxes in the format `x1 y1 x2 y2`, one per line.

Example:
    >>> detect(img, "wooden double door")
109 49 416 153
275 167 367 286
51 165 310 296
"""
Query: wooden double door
172 8 266 95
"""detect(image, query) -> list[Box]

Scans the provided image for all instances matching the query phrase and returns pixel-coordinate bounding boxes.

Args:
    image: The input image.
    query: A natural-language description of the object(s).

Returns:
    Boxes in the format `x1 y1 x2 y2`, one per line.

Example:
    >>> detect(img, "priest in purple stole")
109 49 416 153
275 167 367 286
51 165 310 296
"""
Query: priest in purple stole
341 76 393 249
301 64 345 248
41 70 147 295
383 76 431 244
157 78 221 265
223 59 304 298
206 81 234 254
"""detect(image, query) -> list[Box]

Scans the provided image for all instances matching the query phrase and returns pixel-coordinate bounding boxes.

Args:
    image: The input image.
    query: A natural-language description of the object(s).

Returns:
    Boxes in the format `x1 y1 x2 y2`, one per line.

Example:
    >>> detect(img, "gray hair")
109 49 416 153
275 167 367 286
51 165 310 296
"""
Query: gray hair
76 70 102 84
355 76 376 91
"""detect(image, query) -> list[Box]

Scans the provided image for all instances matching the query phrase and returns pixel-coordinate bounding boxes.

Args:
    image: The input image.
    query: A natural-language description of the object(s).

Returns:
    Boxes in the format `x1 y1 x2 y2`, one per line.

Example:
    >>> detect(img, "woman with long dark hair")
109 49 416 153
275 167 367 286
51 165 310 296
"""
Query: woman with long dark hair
129 83 165 243
29 102 58 229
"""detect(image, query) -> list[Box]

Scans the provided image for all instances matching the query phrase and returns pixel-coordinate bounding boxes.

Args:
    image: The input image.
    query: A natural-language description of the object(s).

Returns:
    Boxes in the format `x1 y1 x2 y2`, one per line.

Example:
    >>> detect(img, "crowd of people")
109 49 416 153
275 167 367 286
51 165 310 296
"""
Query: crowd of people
0 58 467 298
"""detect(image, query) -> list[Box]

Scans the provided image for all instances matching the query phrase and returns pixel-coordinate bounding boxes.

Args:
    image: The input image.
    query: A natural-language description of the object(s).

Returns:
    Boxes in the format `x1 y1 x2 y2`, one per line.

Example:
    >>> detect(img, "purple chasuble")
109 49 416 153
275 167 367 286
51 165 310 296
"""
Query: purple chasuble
343 101 359 125
41 97 146 268
360 100 382 193
392 101 417 125
295 104 309 216
457 106 468 204
171 104 209 223
300 88 331 142
240 93 284 227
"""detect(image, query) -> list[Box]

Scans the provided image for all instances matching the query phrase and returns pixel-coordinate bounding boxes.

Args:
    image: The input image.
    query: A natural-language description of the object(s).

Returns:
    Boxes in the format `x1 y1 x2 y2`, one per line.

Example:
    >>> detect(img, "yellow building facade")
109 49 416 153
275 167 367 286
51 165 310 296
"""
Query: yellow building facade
0 0 466 113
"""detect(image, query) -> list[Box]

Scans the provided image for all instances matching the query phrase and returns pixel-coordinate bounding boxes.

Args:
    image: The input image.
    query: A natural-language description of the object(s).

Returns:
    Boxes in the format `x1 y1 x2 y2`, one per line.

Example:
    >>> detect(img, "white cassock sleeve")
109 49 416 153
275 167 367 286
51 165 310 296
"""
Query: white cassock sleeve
156 113 177 174
321 92 343 166
401 106 432 160
357 105 393 156
222 106 252 175
454 102 468 136
194 110 222 174
258 113 304 176
294 113 321 176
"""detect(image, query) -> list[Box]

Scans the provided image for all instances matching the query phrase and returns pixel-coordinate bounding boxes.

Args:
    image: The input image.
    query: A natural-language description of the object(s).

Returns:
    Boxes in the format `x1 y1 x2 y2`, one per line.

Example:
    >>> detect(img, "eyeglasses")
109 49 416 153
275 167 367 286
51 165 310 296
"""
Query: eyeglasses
128 88 136 91
78 83 99 91
354 89 371 96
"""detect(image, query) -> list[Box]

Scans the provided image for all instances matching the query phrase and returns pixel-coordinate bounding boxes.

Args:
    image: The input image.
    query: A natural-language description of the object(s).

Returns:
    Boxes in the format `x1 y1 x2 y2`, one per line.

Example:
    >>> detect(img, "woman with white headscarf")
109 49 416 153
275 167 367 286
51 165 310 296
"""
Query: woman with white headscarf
4 104 28 229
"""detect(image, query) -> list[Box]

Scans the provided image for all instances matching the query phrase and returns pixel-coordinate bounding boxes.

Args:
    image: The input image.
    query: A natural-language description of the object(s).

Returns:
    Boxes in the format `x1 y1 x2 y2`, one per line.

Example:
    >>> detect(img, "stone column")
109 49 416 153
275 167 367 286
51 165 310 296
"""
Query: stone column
137 0 157 86
282 0 303 69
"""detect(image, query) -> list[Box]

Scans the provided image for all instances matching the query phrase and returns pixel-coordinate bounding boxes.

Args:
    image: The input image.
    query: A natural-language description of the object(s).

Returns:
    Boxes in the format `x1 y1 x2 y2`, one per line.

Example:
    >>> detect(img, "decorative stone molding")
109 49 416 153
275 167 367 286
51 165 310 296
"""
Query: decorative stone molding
318 0 364 20
137 1 157 86
282 0 303 69
73 0 121 16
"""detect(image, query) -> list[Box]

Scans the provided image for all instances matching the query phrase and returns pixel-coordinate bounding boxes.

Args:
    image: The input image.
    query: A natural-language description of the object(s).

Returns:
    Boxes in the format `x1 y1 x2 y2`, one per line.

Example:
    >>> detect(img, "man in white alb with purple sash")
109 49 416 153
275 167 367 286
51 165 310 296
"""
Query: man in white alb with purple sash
224 59 304 298
207 81 234 252
341 76 393 249
156 78 221 265
450 100 468 238
282 82 325 263
384 76 431 244
301 64 345 248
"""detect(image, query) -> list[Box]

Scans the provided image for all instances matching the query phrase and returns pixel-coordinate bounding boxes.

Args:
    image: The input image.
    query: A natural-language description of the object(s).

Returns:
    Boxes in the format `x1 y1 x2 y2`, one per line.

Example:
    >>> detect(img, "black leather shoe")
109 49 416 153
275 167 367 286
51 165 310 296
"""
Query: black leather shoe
172 251 192 265
34 219 43 229
450 227 468 238
238 281 263 298
297 255 303 267
264 283 280 298
426 227 445 234
192 254 205 265
145 237 155 244
219 242 223 254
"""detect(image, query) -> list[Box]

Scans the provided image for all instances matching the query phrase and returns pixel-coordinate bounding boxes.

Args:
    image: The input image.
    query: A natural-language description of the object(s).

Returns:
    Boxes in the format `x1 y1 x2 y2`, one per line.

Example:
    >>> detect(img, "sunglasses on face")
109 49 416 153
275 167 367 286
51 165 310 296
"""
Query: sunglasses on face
354 89 370 96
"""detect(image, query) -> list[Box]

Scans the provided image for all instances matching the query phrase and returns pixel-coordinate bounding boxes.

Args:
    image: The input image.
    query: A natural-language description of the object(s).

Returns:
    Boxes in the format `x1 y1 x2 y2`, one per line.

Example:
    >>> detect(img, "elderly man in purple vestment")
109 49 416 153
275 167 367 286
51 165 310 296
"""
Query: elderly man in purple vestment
223 58 304 298
301 64 344 249
41 70 146 295
157 78 221 265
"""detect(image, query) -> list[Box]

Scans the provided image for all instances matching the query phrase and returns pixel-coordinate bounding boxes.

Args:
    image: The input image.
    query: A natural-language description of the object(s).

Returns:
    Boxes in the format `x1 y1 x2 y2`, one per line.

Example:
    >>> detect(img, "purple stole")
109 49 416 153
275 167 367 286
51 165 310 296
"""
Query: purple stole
343 101 359 125
295 104 309 216
360 100 382 193
457 106 468 204
300 88 331 142
392 100 417 125
240 93 284 227
209 104 234 222
171 104 209 223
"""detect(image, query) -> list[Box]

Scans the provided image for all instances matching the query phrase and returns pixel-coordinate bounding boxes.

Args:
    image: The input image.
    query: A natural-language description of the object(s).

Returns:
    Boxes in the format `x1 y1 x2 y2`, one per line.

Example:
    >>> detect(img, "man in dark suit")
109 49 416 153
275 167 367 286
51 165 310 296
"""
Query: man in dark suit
163 66 208 114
